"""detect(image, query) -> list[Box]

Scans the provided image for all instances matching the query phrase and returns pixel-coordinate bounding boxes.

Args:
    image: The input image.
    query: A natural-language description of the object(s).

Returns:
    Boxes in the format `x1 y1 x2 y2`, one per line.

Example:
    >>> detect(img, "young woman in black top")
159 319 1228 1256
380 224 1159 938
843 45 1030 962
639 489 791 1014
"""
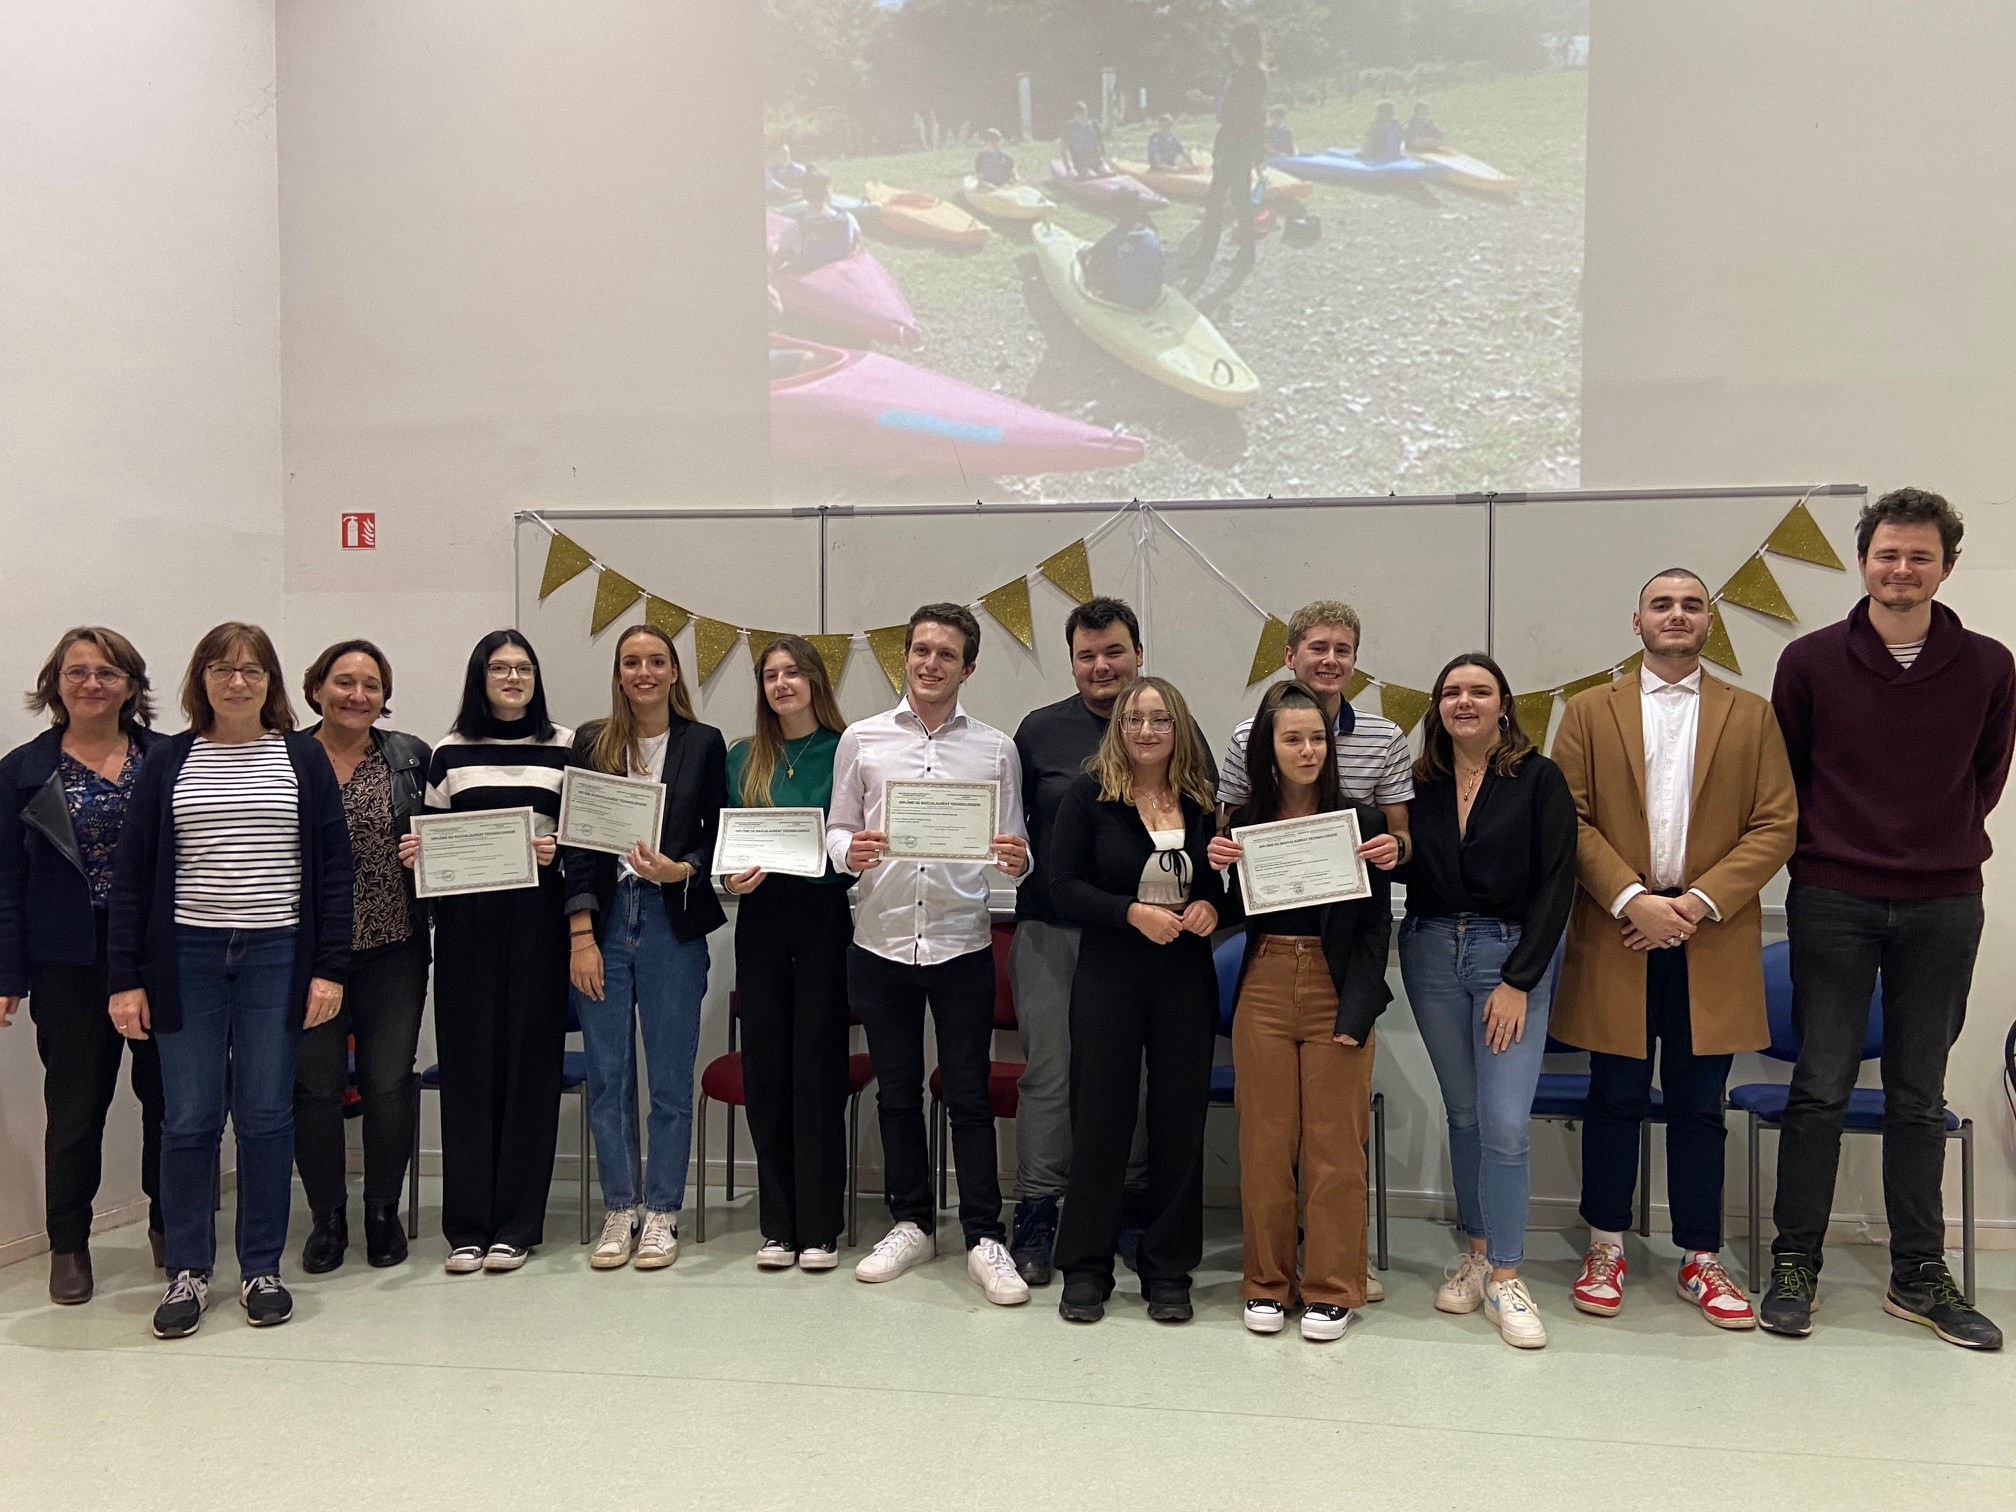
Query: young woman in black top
1398 651 1576 1349
1048 677 1221 1324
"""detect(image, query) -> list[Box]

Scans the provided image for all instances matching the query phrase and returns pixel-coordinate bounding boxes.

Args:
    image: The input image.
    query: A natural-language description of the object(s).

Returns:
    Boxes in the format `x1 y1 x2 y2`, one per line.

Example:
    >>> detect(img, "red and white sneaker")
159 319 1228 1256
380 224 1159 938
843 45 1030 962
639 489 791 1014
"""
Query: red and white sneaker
1571 1242 1627 1316
1678 1253 1756 1330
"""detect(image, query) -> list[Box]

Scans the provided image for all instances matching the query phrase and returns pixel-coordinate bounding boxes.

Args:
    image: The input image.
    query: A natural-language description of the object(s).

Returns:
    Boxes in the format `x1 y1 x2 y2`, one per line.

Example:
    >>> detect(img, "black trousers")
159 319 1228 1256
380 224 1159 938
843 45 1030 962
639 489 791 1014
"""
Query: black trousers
736 880 852 1249
1053 928 1215 1290
433 873 568 1250
848 943 1003 1247
29 915 163 1253
1191 128 1262 267
1772 882 1983 1275
1579 941 1734 1253
293 933 430 1213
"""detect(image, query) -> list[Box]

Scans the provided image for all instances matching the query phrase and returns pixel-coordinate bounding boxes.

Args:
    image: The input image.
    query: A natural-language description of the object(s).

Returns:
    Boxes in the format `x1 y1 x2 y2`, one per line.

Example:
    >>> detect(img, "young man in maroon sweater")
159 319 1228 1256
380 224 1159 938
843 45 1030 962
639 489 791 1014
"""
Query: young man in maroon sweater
1761 488 2012 1350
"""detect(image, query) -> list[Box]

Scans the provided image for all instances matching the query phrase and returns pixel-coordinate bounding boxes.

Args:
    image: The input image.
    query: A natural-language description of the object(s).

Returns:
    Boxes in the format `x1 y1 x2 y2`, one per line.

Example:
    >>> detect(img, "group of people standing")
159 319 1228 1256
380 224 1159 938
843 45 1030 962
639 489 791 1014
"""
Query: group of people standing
1 488 2004 1353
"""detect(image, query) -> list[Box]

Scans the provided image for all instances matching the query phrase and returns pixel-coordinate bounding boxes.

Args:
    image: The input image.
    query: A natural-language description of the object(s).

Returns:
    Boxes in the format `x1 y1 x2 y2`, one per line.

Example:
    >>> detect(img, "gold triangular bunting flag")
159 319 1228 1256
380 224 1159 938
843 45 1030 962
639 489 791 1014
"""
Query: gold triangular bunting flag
1342 668 1372 703
1719 554 1797 622
1764 501 1845 571
1515 690 1558 747
1699 611 1739 674
590 569 643 636
865 625 909 695
1561 667 1616 701
538 533 595 600
806 634 854 684
1036 539 1094 604
747 631 791 667
1379 682 1432 735
980 577 1035 650
644 597 690 641
1246 616 1290 686
693 617 741 684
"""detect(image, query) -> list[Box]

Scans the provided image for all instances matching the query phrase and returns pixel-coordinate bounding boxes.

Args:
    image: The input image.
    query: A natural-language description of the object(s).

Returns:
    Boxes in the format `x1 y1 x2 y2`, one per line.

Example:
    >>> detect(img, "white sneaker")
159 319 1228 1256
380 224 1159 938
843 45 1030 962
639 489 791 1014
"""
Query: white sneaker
591 1207 640 1270
1484 1275 1548 1349
633 1210 679 1270
1435 1250 1491 1314
797 1245 840 1272
854 1221 931 1283
756 1240 797 1270
444 1246 485 1275
966 1237 1031 1306
1243 1299 1287 1334
1364 1274 1385 1303
1301 1303 1353 1342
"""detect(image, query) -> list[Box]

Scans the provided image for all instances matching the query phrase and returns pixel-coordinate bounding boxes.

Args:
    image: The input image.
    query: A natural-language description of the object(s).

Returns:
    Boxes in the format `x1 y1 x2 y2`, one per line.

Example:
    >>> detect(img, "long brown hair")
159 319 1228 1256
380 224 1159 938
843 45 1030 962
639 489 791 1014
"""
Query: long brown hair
1412 650 1534 784
181 622 294 735
1089 676 1215 809
1229 680 1341 828
738 635 846 806
27 626 153 732
586 624 697 776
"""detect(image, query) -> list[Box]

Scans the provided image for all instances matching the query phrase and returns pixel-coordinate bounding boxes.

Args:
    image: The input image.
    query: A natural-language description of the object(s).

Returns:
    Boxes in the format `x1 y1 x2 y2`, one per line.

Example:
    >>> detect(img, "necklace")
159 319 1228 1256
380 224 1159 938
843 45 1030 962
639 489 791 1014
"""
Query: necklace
782 732 818 779
1456 764 1486 804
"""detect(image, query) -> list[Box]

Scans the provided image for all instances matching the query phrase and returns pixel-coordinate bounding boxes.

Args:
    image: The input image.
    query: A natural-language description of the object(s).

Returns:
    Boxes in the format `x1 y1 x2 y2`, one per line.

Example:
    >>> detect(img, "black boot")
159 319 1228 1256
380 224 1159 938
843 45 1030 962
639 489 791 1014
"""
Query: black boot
300 1206 348 1274
364 1204 409 1268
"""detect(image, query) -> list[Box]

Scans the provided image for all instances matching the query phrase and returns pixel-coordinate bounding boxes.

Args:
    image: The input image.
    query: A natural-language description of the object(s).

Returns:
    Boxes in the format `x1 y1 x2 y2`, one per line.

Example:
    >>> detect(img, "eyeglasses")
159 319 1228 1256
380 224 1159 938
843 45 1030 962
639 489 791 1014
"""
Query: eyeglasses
1121 714 1175 733
486 663 536 682
204 663 269 685
61 668 129 687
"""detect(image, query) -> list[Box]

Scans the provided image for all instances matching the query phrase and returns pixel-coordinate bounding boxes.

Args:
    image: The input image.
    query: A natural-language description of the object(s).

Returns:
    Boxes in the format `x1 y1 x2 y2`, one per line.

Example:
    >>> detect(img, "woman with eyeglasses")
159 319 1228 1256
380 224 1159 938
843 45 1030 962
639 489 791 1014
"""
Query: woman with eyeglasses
404 631 572 1276
0 628 167 1306
1047 677 1223 1325
563 623 726 1272
107 623 353 1339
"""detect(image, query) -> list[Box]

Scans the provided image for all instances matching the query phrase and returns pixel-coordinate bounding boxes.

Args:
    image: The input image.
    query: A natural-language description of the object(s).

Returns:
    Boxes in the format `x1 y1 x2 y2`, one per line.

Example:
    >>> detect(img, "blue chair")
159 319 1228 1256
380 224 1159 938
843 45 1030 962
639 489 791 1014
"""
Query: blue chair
1210 933 1389 1271
1727 939 1976 1300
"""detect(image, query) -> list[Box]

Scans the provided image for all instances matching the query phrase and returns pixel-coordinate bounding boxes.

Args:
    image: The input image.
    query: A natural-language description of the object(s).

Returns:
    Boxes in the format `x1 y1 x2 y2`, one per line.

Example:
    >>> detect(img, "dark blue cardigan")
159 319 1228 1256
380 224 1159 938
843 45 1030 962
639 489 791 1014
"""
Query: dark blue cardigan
107 730 354 1033
0 725 165 996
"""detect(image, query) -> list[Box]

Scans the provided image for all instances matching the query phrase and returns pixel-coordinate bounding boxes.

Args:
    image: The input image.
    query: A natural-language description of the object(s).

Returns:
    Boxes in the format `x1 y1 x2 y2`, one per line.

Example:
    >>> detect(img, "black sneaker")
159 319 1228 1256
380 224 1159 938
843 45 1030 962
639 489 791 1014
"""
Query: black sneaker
300 1206 348 1274
1144 1280 1193 1324
152 1271 210 1340
1759 1254 1819 1337
1884 1261 2003 1351
1058 1276 1107 1324
241 1274 293 1327
1300 1302 1352 1342
363 1204 408 1268
1009 1196 1058 1287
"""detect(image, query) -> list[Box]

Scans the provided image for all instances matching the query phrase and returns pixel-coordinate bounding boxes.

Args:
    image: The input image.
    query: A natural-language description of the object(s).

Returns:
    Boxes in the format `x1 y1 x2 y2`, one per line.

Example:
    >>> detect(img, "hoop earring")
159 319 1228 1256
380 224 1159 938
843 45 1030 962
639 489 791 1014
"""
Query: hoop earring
1498 713 1510 731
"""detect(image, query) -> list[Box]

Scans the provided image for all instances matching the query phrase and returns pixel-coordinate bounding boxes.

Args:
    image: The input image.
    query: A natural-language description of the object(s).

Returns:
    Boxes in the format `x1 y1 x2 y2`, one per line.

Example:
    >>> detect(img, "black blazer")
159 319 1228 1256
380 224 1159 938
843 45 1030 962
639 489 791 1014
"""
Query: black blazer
1219 801 1394 1043
0 725 165 995
304 723 433 946
1047 774 1223 934
107 731 354 1033
561 716 728 943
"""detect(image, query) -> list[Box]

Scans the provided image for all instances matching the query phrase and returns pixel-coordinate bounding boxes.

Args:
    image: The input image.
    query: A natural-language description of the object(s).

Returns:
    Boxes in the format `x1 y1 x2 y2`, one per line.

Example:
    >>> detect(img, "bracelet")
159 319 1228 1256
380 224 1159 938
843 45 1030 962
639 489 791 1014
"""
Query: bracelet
570 940 596 952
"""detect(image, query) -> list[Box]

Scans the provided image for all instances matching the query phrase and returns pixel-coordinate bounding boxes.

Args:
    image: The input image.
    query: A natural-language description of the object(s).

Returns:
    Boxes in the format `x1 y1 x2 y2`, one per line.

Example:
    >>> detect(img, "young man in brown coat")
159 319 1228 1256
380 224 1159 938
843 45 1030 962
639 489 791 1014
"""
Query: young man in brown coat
1550 569 1797 1329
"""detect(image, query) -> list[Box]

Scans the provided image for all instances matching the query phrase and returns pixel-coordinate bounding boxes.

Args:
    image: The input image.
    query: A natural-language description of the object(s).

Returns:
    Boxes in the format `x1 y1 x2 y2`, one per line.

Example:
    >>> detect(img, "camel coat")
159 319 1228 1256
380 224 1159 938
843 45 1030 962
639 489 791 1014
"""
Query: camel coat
1549 669 1797 1057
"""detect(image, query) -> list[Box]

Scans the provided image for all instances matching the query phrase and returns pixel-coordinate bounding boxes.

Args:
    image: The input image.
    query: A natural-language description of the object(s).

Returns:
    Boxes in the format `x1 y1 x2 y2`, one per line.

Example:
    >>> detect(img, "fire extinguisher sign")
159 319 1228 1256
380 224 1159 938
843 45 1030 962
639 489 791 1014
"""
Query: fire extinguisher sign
340 512 377 550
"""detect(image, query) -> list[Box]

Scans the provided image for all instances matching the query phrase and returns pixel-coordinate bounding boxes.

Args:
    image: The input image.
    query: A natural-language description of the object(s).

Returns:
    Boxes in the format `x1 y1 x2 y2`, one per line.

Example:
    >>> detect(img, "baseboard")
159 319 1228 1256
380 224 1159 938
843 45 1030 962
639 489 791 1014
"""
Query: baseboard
0 1176 237 1270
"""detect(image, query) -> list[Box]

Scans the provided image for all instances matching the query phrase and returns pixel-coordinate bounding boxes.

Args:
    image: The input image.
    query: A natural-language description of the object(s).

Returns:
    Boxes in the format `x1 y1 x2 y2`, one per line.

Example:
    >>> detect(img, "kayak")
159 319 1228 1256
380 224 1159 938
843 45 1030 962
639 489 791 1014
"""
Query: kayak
771 192 879 224
1267 149 1437 194
1110 153 1312 206
768 335 1144 477
961 175 1056 221
766 211 922 348
863 182 991 249
1029 221 1258 408
1047 161 1170 215
1415 149 1520 198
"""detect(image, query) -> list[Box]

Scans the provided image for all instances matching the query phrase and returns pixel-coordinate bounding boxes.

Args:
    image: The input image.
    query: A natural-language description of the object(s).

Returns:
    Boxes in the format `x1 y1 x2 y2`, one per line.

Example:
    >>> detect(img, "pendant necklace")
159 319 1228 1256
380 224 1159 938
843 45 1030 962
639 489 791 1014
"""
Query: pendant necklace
783 733 817 779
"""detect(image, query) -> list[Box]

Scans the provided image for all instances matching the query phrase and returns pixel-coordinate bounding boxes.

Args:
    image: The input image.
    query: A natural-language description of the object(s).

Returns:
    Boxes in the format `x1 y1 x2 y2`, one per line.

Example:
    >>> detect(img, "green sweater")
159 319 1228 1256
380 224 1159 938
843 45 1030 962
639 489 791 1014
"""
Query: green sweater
724 727 848 884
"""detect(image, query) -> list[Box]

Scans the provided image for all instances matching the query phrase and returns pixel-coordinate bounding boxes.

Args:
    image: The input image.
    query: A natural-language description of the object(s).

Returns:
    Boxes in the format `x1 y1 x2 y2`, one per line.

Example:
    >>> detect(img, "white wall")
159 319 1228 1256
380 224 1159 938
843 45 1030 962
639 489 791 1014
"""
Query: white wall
0 0 283 1257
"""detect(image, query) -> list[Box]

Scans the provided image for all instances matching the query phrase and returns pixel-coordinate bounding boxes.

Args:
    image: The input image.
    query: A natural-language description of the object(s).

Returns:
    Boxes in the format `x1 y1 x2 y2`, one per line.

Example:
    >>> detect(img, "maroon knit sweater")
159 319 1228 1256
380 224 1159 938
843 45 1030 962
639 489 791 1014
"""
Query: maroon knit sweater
1772 598 2015 897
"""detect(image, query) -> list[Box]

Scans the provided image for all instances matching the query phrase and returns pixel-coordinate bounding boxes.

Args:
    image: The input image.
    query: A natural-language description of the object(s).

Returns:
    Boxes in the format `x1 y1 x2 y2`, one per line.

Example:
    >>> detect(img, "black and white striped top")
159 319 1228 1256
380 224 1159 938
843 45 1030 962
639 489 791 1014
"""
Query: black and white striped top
425 725 575 834
172 735 302 928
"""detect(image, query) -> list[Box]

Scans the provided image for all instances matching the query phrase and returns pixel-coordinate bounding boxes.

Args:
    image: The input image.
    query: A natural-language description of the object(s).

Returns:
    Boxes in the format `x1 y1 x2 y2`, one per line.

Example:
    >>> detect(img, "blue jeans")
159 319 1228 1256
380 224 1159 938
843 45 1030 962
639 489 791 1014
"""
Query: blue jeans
1399 915 1552 1269
573 878 708 1213
156 927 298 1280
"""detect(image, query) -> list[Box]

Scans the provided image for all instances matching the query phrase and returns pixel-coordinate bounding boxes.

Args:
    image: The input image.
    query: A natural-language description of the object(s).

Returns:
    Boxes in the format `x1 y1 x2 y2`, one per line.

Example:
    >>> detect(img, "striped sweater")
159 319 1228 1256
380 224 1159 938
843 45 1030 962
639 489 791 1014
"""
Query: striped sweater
424 723 575 834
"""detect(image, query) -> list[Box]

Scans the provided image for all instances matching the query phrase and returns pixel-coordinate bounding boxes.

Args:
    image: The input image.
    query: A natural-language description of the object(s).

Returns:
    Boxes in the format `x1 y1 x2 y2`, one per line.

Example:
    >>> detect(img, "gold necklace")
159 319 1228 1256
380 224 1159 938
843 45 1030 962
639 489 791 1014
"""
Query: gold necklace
782 732 818 779
1457 764 1485 803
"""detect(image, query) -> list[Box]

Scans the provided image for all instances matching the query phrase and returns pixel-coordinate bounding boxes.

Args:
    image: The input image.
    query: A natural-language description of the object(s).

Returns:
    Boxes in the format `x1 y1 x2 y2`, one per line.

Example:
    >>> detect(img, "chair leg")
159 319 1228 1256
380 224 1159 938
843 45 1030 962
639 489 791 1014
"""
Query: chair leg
932 1096 947 1212
579 1089 591 1246
1637 1121 1652 1238
1746 1113 1761 1293
409 1100 422 1239
726 1099 737 1203
1372 1091 1388 1272
694 1094 708 1244
847 1092 861 1248
1960 1120 1976 1306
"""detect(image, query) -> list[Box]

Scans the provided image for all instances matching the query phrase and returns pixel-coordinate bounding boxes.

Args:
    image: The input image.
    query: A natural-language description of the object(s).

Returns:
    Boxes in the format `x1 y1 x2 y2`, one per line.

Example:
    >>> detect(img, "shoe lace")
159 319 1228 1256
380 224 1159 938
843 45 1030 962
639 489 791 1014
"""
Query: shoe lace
244 1275 281 1298
1496 1278 1536 1314
871 1225 918 1258
1769 1256 1815 1298
1445 1251 1488 1286
598 1210 635 1246
1689 1256 1736 1297
1583 1245 1622 1286
977 1239 1019 1279
1920 1265 1967 1310
164 1272 203 1304
641 1212 676 1243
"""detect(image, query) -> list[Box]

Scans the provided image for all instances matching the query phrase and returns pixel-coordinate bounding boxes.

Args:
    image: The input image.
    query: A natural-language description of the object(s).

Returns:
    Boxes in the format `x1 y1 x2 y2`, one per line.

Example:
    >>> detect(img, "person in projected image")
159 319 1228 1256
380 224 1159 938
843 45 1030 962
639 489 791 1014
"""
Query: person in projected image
1179 20 1269 285
1145 114 1196 172
770 170 857 275
1079 189 1165 312
764 141 809 202
1060 101 1111 178
1404 102 1446 153
973 127 1019 187
1265 105 1295 159
1361 101 1405 163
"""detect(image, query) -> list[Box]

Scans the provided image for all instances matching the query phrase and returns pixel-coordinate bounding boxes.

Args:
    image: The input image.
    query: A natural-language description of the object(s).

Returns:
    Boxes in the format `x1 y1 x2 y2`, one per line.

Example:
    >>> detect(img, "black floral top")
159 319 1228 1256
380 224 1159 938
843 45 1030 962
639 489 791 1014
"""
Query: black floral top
61 744 141 908
341 749 409 953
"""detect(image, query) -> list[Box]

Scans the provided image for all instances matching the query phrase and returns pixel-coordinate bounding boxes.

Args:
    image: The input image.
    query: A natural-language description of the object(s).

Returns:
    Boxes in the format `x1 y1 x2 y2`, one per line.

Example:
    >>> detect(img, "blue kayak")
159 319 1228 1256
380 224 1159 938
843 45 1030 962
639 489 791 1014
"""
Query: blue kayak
1267 150 1436 194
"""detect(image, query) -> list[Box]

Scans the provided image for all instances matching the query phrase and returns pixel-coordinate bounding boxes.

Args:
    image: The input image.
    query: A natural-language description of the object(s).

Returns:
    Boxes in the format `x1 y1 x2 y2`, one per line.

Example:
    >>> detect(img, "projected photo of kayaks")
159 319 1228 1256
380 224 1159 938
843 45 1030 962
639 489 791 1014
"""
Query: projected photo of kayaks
762 0 1586 503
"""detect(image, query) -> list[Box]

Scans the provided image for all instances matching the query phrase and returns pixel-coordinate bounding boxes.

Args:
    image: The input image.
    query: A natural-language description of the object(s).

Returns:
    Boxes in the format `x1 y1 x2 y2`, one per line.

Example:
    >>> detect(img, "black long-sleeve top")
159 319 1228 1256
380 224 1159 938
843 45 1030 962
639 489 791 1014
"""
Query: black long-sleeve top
1047 774 1223 934
1400 753 1577 992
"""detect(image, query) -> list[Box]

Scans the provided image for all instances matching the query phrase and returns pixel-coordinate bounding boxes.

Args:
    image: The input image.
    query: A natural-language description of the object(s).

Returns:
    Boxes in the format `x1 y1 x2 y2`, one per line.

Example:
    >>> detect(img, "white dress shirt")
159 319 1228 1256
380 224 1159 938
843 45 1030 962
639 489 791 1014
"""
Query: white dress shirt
1611 664 1720 921
826 697 1029 966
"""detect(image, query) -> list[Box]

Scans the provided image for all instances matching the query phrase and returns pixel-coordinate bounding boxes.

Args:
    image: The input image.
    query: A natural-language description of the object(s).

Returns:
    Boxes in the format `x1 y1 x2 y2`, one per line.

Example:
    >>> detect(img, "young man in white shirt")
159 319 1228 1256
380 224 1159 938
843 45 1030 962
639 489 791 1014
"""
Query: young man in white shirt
826 603 1032 1304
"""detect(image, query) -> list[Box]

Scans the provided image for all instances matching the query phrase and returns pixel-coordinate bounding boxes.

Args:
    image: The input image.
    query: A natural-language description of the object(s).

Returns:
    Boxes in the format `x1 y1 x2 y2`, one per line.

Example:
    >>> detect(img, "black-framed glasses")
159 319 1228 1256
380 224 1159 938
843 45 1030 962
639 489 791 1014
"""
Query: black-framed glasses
486 662 536 682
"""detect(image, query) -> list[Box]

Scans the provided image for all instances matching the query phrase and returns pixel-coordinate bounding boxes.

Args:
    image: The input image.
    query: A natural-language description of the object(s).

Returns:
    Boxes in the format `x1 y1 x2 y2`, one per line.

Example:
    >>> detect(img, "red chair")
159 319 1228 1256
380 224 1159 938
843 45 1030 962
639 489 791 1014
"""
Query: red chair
693 991 874 1246
928 921 1025 1214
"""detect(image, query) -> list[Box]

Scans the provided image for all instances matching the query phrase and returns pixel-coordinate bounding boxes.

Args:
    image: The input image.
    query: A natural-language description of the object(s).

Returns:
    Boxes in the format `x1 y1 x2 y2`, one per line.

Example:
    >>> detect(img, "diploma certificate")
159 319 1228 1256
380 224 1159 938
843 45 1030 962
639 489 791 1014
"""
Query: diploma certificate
411 808 540 898
882 779 1000 863
715 807 829 879
1231 809 1371 914
557 767 666 857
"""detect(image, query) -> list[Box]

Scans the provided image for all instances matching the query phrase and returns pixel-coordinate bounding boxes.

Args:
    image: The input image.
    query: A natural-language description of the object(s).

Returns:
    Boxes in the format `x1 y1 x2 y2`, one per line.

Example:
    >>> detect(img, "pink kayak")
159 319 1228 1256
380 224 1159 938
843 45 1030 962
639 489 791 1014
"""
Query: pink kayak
1047 161 1170 215
766 211 922 349
769 335 1144 477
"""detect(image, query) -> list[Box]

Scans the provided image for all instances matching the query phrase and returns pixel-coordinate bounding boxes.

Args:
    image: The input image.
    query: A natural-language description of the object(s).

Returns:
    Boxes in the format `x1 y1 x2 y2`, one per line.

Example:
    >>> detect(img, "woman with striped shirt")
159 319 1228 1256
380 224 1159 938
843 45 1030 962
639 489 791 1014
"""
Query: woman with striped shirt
107 623 353 1339
405 630 572 1275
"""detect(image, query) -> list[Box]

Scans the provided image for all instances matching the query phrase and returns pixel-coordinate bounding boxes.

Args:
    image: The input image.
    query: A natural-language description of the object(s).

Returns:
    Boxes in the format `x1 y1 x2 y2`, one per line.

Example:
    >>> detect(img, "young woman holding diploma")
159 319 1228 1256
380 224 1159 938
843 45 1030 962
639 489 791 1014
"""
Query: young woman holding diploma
1208 680 1393 1343
722 635 852 1272
562 623 726 1272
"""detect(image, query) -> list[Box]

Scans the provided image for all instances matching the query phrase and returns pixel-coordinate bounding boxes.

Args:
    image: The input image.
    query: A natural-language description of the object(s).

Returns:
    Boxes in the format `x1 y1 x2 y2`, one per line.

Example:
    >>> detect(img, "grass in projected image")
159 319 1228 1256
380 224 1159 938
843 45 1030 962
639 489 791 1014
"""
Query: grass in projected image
765 4 1585 506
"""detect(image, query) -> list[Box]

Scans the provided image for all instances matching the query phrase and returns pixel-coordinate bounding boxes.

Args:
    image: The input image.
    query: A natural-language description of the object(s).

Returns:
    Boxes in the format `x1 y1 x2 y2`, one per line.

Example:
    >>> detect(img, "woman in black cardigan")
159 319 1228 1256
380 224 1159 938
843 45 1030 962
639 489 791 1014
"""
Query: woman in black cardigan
561 622 726 1272
1048 676 1222 1325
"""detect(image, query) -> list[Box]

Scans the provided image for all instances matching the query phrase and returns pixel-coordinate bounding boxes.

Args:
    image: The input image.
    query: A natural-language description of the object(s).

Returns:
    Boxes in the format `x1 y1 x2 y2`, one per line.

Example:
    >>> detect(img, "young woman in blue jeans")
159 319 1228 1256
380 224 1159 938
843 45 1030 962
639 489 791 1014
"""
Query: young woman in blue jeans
1398 652 1576 1349
563 623 726 1272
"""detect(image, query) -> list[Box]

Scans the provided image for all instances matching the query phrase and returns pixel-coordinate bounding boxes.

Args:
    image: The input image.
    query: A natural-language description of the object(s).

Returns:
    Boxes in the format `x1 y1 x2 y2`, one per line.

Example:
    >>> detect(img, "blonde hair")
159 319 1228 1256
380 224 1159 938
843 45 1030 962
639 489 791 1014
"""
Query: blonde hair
1285 599 1362 653
737 636 846 806
586 624 697 776
1089 677 1215 809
